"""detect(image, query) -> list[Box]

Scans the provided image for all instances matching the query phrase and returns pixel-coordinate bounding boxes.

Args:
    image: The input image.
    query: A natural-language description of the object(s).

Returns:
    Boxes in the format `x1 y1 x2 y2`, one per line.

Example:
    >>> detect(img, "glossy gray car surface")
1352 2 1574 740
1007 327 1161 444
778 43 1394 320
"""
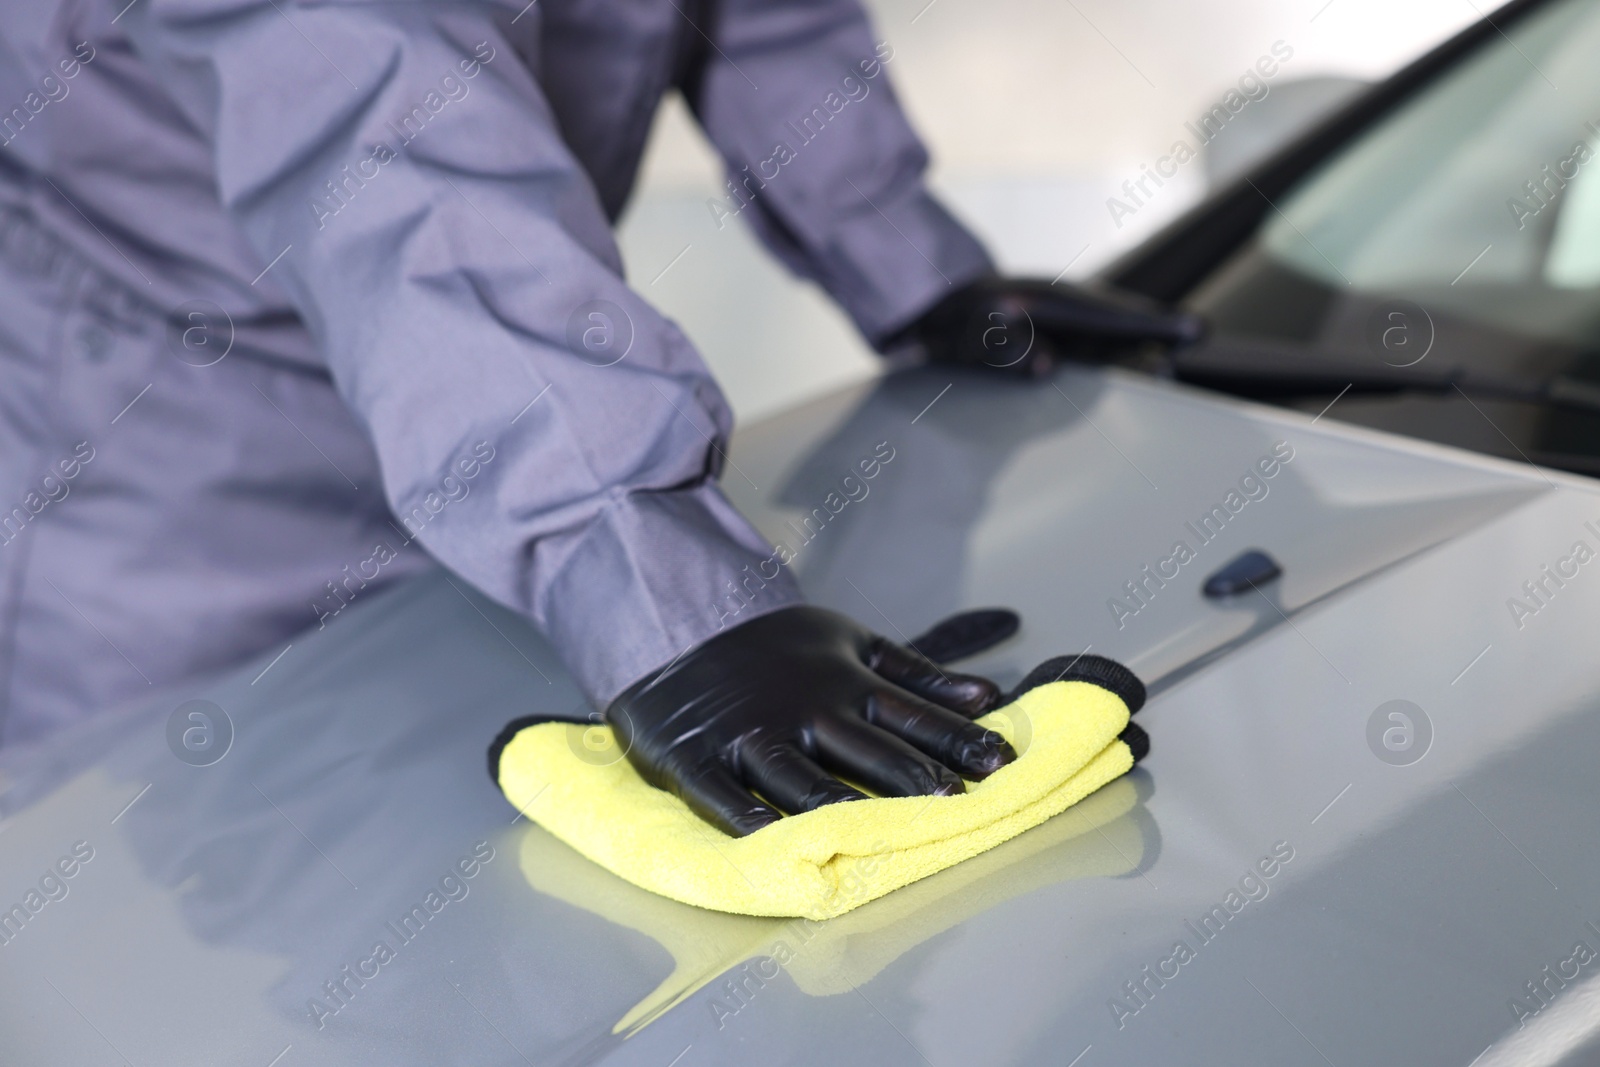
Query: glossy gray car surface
3 362 1598 1066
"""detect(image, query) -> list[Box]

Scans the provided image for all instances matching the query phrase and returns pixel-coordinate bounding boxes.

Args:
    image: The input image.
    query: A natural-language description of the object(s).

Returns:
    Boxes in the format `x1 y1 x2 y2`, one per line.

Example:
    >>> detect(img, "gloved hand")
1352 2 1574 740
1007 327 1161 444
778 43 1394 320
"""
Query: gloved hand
605 605 1019 837
900 275 1206 377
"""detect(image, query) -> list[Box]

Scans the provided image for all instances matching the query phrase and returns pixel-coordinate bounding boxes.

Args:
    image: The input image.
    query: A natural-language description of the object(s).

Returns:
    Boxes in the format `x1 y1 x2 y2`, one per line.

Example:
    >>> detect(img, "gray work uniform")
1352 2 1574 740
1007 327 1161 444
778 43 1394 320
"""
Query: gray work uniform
0 0 992 744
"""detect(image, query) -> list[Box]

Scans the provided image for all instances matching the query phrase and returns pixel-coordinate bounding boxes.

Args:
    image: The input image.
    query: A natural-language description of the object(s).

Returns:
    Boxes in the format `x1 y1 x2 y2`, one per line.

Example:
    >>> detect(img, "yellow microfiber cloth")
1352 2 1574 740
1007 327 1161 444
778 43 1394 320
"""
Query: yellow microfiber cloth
515 773 1148 1036
494 676 1138 921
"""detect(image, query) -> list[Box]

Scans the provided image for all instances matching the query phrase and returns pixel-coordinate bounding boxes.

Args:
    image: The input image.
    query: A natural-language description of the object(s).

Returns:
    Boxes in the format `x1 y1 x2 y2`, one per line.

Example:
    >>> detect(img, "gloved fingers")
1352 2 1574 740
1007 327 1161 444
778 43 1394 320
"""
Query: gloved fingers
738 740 868 817
672 762 784 838
866 688 1016 779
976 303 1056 376
1003 653 1147 713
1120 721 1151 764
1028 279 1208 347
869 639 1000 718
813 715 966 799
906 608 1020 664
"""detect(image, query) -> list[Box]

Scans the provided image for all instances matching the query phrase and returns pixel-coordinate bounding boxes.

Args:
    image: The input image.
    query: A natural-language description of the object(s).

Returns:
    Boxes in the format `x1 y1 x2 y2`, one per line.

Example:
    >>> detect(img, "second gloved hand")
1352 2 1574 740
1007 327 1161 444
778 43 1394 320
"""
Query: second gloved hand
606 606 1017 837
901 275 1207 377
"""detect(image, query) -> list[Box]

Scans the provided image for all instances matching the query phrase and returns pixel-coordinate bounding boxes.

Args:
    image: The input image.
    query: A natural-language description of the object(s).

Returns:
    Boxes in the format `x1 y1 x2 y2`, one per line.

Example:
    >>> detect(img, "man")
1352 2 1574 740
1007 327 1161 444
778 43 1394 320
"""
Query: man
0 0 1193 832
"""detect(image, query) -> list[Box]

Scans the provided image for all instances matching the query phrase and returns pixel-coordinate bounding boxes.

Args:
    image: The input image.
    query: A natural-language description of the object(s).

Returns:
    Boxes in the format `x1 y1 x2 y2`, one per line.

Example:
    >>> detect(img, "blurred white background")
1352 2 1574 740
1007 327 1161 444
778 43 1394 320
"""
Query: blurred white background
615 0 1481 420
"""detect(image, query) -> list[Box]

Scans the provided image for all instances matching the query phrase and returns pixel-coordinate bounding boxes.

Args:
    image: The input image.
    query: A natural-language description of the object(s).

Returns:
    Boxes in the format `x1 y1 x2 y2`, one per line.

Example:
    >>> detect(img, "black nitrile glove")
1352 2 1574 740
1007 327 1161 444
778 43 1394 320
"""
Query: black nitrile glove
902 276 1206 377
605 605 1019 837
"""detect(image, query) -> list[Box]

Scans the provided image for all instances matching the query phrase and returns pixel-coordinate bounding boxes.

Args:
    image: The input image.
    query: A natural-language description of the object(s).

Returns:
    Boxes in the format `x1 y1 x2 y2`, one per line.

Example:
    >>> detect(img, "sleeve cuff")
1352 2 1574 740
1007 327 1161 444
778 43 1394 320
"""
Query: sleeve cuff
536 481 804 706
824 185 995 348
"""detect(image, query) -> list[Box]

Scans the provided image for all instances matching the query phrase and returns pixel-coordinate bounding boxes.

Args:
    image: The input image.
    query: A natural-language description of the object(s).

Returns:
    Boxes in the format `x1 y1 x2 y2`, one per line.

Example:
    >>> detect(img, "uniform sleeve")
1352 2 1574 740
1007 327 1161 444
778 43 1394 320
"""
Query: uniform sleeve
120 1 800 705
682 0 995 347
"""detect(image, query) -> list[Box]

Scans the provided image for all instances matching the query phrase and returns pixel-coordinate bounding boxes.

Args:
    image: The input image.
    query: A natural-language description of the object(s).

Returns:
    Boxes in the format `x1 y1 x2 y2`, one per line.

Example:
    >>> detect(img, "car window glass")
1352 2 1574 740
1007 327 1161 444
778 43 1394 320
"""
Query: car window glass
1193 0 1600 349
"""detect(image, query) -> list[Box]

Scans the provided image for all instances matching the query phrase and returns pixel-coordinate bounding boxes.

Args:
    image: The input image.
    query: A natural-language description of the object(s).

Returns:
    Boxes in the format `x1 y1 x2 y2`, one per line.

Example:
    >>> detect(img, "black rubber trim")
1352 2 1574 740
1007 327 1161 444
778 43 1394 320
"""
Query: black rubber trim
1005 653 1147 714
487 710 594 784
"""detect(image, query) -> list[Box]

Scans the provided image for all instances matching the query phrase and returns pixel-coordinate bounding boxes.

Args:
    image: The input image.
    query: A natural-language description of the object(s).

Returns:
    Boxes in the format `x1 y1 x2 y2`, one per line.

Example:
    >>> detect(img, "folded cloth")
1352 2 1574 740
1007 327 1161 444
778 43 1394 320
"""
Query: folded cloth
492 655 1145 921
516 773 1150 1037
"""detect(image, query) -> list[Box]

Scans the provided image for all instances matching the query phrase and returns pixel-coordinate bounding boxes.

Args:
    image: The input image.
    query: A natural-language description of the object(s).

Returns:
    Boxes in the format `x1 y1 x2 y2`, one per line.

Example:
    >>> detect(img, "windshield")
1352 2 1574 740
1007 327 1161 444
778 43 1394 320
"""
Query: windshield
1187 0 1600 460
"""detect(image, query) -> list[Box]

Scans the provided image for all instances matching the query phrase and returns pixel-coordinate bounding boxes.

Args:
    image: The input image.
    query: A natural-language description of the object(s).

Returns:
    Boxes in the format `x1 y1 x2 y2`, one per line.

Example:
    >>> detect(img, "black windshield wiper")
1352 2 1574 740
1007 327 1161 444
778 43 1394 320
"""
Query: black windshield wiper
1163 337 1600 417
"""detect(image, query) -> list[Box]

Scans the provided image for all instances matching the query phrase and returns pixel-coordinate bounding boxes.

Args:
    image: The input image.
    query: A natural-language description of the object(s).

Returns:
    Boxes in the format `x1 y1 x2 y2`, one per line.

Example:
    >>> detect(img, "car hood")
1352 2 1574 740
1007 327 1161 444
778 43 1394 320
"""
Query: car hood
3 366 1598 1067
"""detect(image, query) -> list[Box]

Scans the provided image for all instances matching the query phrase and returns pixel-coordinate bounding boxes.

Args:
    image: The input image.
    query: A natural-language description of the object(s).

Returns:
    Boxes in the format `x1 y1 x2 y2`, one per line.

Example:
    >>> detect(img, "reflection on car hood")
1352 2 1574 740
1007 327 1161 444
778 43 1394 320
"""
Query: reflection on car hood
3 366 1598 1067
